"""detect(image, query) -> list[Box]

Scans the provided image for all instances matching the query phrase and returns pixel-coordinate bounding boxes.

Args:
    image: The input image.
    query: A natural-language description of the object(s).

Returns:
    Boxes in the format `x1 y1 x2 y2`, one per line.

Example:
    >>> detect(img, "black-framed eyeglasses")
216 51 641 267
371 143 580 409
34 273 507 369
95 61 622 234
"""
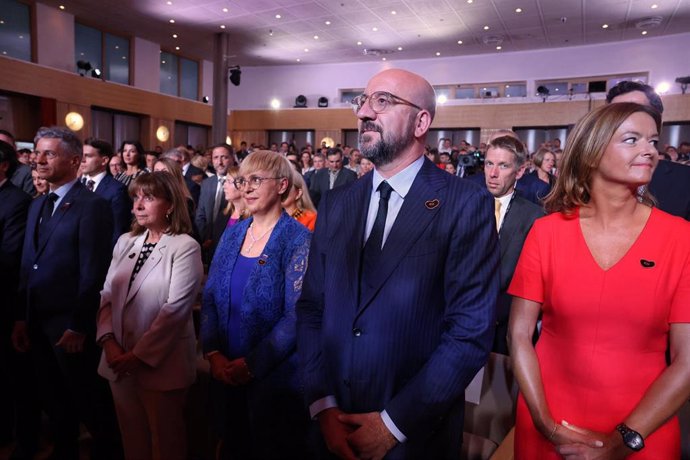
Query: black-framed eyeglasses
351 91 422 115
233 176 284 190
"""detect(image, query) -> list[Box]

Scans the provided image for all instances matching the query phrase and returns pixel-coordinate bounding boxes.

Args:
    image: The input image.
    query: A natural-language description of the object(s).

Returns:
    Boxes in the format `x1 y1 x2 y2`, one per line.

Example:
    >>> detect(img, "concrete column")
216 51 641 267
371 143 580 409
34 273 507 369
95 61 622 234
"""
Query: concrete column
211 33 230 145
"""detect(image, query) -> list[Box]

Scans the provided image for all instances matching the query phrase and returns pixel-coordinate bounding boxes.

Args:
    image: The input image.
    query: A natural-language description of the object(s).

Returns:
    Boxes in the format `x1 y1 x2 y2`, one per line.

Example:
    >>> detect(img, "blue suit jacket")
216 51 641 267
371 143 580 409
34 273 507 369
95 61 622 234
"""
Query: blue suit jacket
297 158 499 459
17 181 113 338
94 174 132 247
648 160 690 220
201 211 311 394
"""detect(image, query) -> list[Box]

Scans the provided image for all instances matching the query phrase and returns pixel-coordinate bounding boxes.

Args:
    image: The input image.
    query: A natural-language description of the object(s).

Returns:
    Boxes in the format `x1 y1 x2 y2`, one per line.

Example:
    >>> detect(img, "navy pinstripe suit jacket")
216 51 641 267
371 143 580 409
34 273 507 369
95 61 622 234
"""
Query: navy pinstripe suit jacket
297 157 499 459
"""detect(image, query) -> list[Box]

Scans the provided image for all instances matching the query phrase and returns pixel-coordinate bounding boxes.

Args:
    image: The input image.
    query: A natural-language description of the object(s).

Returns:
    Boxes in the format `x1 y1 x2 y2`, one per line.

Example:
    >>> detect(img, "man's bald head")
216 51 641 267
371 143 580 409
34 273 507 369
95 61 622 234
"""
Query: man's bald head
365 69 437 121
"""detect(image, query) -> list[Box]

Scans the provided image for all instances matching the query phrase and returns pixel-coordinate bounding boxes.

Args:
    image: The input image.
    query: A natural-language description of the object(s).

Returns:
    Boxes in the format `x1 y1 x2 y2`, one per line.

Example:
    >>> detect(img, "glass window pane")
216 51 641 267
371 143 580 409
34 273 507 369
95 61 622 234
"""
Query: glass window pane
0 0 31 61
542 82 568 95
571 82 588 94
105 33 129 85
456 87 475 99
180 57 198 100
160 52 178 96
505 84 527 98
75 23 102 74
340 90 361 104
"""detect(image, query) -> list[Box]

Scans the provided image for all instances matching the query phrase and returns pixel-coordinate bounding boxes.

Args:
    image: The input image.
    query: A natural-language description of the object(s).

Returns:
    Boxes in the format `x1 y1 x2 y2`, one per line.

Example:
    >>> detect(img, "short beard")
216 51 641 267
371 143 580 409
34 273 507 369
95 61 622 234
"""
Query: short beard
359 120 415 167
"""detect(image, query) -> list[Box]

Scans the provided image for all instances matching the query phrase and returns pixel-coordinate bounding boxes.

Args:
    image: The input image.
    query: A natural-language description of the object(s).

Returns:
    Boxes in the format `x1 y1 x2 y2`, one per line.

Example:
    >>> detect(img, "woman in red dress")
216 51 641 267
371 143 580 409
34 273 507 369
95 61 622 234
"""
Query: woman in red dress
508 102 690 459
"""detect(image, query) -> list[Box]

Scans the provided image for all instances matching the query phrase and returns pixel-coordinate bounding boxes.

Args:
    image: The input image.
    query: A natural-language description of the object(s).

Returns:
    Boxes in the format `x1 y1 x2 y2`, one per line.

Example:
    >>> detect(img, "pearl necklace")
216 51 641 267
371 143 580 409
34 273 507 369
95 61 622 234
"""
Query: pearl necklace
244 222 275 255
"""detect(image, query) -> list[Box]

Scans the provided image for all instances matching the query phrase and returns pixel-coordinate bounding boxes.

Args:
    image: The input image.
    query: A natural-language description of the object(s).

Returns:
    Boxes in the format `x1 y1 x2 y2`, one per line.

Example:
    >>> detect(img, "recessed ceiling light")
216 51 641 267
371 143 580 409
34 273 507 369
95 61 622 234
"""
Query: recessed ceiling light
483 25 490 30
357 41 362 45
602 23 609 29
220 25 226 29
222 7 228 12
496 45 502 50
515 8 523 13
372 27 378 31
397 46 403 51
59 5 65 10
304 48 309 52
172 34 178 38
325 20 331 25
0 20 4 24
166 1 172 4
175 46 180 50
435 51 441 56
18 35 23 39
122 56 126 60
115 45 119 49
391 10 397 15
275 14 281 19
651 3 658 8
161 60 166 64
641 30 648 35
382 57 387 61
314 35 319 39
2 51 6 55
169 19 175 23
467 0 473 3
457 40 463 45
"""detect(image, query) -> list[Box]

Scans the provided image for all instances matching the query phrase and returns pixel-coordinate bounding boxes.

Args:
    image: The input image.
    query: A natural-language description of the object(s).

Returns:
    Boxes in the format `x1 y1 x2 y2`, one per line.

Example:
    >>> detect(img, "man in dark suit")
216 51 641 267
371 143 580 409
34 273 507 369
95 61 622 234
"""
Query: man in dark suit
195 143 233 263
82 138 132 246
308 148 357 208
12 127 121 459
297 69 499 459
607 81 690 220
483 136 544 354
0 141 38 455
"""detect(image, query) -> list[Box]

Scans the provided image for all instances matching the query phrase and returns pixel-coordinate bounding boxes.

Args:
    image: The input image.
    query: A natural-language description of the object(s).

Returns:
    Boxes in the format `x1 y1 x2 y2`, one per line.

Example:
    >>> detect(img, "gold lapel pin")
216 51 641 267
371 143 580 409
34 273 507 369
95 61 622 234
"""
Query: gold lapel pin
425 199 440 209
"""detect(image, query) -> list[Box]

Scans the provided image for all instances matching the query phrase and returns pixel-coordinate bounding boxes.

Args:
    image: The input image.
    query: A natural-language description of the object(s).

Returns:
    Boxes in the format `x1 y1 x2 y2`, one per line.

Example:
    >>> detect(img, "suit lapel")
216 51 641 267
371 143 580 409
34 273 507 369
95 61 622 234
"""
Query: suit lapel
339 176 371 311
358 159 446 314
125 232 166 304
35 182 82 256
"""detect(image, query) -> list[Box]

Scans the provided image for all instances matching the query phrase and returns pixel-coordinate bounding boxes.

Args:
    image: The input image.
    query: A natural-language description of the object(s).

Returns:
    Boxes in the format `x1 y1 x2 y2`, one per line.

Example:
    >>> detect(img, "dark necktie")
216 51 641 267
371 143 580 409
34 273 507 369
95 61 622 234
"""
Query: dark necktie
37 192 58 243
86 179 95 191
360 181 393 296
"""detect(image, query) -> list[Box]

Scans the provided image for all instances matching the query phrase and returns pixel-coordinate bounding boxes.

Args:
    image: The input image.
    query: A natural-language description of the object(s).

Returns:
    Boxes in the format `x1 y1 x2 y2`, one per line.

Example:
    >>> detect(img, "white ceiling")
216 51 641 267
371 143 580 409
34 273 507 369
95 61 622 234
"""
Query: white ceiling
41 0 690 66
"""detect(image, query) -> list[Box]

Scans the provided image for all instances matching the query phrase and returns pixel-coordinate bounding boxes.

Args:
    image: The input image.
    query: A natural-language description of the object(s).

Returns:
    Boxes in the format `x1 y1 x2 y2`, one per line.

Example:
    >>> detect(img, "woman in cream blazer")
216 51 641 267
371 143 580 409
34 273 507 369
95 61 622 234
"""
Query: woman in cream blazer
97 172 203 460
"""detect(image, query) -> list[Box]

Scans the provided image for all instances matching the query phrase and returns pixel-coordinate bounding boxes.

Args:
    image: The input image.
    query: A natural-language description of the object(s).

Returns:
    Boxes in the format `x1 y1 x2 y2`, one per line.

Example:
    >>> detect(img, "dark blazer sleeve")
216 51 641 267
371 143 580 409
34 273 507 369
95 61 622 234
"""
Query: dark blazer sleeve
195 178 215 242
106 177 132 246
383 184 499 439
10 165 35 196
308 169 326 209
0 184 31 311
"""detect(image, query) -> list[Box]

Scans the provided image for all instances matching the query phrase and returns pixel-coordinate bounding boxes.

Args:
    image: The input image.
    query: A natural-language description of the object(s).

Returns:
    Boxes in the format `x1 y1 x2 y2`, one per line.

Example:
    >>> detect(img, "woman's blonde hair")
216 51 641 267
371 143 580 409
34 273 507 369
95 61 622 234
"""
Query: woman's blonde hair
129 171 192 235
544 102 661 215
223 166 244 217
287 167 316 212
239 150 293 201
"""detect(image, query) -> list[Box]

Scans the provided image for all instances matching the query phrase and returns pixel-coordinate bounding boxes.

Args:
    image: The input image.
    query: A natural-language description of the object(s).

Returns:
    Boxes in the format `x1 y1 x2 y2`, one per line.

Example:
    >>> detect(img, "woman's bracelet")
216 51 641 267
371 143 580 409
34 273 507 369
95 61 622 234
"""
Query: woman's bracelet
97 333 115 347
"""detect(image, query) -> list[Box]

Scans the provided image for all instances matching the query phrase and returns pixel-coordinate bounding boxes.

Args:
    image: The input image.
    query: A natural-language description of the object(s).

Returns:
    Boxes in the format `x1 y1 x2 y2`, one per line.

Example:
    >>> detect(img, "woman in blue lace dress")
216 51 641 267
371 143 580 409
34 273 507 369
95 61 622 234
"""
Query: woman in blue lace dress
201 150 313 459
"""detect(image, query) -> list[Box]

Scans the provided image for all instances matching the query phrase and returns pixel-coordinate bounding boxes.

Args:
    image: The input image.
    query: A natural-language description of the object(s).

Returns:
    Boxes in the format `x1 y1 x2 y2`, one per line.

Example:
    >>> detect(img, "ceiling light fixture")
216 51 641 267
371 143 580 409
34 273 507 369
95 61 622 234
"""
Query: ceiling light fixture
175 46 180 50
602 24 609 29
435 51 441 56
220 25 226 29
641 30 648 35
372 27 378 31
515 8 523 13
675 76 690 94
536 85 550 102
275 14 281 19
483 25 490 30
59 5 65 10
166 1 172 4
313 35 319 39
357 41 363 45
296 58 301 62
222 7 228 12
169 19 175 23
172 34 178 38
229 66 241 86
304 48 309 52
397 46 403 51
651 4 658 8
496 45 502 50
467 0 473 3
325 20 331 25
382 57 386 61
391 10 397 15
457 40 463 44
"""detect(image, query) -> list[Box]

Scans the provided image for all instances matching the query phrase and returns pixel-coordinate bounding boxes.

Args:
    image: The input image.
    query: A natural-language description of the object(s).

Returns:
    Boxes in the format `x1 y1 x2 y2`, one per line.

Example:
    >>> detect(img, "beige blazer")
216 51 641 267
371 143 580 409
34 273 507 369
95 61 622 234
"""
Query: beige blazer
97 231 203 391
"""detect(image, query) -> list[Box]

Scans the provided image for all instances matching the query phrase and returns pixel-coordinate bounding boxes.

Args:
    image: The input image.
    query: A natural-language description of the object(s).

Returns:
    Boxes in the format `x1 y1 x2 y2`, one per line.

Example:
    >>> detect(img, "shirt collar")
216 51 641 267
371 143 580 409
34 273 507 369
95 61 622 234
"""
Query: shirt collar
371 155 425 199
